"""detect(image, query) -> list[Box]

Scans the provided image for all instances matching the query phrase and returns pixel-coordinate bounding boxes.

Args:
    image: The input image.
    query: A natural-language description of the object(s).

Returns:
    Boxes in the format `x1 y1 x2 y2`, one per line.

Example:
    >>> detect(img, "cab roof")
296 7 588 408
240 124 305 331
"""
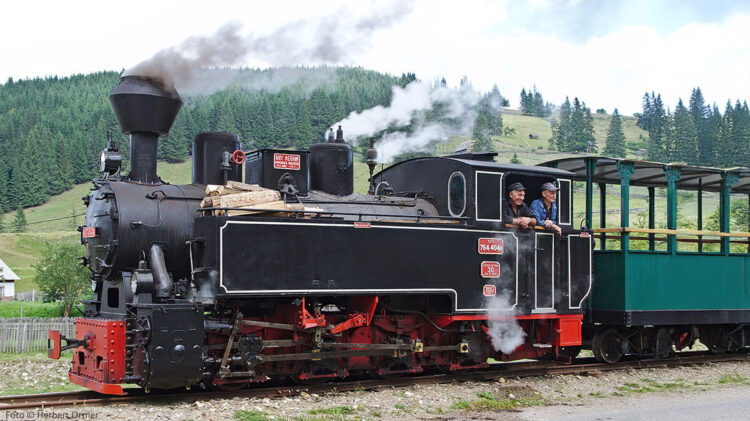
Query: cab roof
379 156 576 178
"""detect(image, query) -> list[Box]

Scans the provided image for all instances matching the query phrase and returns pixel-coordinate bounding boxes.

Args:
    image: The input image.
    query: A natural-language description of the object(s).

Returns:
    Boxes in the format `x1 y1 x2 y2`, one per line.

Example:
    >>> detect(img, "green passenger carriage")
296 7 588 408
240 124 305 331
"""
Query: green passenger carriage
542 157 750 363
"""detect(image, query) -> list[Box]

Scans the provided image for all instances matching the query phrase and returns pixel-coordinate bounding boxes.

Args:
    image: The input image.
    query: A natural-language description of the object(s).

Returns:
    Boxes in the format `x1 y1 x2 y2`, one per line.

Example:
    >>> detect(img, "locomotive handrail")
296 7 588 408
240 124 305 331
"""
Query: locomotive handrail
592 227 750 238
596 234 749 245
199 207 471 223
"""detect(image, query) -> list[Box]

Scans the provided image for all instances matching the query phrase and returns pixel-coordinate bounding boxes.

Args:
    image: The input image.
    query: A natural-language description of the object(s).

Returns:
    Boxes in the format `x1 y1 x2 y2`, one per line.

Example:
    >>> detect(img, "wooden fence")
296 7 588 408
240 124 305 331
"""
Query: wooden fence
0 317 75 353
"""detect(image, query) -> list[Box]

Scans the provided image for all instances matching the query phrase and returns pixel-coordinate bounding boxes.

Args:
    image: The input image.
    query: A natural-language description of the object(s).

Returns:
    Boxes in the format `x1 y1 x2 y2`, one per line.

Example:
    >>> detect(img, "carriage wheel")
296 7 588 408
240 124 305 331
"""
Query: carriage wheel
592 329 624 363
653 328 674 359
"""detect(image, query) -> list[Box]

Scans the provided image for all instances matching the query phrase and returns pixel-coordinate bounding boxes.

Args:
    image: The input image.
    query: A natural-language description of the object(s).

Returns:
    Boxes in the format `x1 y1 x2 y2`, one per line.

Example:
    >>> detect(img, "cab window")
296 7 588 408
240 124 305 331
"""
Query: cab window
475 171 503 221
448 171 466 217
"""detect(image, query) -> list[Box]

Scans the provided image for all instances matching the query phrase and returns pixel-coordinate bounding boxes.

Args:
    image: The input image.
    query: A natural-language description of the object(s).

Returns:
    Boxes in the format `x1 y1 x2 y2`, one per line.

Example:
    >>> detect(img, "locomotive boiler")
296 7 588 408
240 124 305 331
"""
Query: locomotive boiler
49 76 593 395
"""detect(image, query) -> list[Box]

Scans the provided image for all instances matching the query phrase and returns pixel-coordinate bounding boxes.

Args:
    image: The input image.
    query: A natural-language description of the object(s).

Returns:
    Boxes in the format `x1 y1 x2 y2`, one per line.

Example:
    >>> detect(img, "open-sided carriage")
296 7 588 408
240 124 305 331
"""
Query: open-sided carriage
543 157 750 362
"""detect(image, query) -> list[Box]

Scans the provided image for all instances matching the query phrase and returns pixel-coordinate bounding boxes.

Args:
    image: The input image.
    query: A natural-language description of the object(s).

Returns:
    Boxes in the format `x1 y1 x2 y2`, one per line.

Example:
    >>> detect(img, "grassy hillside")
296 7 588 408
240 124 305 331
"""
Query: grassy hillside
0 232 80 292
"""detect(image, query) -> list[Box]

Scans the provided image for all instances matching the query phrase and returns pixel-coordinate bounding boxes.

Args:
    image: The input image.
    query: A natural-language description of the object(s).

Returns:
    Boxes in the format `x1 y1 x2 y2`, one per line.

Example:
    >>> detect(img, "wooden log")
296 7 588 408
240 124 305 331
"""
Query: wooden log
226 180 265 192
206 185 246 196
203 190 281 208
225 201 305 216
218 186 245 195
205 184 222 195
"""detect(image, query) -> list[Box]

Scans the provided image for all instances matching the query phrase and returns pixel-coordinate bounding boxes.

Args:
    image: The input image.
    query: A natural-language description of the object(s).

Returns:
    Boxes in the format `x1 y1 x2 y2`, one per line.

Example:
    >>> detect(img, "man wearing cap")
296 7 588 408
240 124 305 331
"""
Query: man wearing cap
503 182 536 228
531 182 562 235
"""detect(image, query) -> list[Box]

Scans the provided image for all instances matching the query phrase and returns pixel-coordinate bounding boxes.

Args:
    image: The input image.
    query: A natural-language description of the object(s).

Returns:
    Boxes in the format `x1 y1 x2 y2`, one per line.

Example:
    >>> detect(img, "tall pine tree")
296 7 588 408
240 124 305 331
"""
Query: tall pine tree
671 99 698 163
645 93 667 161
604 109 626 157
689 87 712 164
12 207 27 233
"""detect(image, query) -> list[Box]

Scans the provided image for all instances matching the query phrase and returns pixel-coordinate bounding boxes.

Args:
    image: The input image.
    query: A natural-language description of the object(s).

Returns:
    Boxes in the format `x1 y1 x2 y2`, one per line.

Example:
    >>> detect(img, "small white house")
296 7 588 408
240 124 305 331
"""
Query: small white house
0 257 19 299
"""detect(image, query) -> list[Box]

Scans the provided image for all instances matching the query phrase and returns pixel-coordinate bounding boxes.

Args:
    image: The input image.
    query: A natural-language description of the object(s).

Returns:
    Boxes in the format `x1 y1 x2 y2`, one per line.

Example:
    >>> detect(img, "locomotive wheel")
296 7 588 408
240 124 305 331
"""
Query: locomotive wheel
653 328 674 359
592 329 624 363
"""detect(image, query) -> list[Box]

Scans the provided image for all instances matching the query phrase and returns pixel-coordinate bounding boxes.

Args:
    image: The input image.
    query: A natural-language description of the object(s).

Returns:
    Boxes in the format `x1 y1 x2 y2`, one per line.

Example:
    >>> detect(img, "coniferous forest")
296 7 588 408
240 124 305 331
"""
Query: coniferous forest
0 67 403 212
0 67 748 218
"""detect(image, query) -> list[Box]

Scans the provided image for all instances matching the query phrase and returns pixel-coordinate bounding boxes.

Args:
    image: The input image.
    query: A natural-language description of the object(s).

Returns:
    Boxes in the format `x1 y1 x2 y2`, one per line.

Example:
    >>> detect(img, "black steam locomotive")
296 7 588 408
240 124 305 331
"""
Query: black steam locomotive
49 76 592 394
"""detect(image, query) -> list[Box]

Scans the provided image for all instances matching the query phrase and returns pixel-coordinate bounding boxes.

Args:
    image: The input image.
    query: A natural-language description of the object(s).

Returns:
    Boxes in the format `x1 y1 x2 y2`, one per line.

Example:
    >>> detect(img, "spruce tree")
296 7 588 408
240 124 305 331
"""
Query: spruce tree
730 100 750 167
646 93 667 161
293 100 315 149
637 92 653 131
708 104 727 167
582 105 596 152
550 97 572 151
12 207 27 233
0 156 7 213
0 211 5 233
568 98 588 152
520 88 533 115
604 109 626 157
472 113 494 152
689 87 712 164
532 87 548 117
50 134 72 194
672 99 699 164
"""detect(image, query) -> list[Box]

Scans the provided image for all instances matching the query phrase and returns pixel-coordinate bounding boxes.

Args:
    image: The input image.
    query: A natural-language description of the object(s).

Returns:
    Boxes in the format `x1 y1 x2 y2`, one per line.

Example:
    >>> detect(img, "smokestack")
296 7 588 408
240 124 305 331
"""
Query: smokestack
109 76 183 183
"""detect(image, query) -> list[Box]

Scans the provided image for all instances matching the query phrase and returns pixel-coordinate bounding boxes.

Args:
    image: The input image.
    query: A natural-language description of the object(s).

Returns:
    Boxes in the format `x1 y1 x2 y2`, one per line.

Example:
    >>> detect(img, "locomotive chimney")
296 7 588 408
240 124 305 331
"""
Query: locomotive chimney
335 125 344 143
309 126 354 196
109 76 183 184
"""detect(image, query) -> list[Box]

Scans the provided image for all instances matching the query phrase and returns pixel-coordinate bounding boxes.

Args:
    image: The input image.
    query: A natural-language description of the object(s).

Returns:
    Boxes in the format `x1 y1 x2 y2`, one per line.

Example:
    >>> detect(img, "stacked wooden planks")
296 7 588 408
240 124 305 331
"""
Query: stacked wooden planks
200 180 322 217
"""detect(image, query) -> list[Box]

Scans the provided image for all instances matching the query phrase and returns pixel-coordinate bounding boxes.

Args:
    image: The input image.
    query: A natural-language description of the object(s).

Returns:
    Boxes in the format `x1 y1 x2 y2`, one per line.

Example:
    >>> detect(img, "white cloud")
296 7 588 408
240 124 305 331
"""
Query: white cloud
0 0 747 115
358 4 750 114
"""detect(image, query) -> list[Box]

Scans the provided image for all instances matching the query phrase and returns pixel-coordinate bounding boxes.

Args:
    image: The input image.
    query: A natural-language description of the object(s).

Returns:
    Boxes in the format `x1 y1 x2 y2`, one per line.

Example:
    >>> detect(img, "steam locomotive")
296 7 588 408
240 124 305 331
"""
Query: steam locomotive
48 76 592 394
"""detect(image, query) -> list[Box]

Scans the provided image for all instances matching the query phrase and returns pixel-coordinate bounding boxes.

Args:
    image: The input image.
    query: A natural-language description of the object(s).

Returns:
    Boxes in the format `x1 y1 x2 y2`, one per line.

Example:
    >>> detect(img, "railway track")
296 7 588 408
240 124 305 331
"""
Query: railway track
1 351 747 410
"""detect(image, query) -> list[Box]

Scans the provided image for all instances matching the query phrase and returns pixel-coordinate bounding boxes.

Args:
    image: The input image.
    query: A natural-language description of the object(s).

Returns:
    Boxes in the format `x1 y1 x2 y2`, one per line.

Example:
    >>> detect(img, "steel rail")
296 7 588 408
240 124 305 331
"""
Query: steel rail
1 351 747 410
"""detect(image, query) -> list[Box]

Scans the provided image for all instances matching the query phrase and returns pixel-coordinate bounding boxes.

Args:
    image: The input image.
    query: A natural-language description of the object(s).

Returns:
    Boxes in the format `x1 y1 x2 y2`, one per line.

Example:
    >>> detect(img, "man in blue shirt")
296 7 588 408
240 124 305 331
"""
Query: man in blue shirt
531 182 562 235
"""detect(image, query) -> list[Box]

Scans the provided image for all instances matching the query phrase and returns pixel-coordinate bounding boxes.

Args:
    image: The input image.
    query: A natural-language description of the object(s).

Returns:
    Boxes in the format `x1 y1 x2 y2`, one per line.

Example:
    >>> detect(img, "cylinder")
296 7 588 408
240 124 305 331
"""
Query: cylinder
192 132 242 185
309 142 354 196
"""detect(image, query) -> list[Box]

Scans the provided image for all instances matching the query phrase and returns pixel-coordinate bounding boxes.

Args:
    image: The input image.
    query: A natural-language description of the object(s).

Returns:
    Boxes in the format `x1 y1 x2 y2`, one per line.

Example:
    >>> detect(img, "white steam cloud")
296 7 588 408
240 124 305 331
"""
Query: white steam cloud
333 81 481 163
485 291 525 355
124 2 415 94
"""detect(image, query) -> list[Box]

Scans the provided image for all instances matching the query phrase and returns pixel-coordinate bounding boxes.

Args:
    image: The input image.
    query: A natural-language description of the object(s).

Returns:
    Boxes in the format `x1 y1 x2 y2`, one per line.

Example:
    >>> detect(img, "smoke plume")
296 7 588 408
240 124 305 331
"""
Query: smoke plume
333 81 481 163
485 291 525 355
124 2 414 94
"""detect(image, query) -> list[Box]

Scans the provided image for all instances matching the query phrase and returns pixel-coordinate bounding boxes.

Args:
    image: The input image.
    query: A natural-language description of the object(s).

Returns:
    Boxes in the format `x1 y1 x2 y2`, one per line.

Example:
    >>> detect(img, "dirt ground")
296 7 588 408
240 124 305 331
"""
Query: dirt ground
1 353 749 420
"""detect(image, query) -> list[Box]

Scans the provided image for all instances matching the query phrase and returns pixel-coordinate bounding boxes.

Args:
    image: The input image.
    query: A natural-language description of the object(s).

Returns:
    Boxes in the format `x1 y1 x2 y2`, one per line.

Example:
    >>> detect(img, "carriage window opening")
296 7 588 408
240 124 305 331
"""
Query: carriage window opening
557 179 571 226
448 172 466 217
475 171 503 221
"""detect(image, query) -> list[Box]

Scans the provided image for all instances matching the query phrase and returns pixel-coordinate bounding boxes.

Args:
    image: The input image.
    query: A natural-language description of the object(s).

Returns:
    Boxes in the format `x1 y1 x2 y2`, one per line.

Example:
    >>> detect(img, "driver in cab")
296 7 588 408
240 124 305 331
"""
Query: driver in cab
502 182 536 228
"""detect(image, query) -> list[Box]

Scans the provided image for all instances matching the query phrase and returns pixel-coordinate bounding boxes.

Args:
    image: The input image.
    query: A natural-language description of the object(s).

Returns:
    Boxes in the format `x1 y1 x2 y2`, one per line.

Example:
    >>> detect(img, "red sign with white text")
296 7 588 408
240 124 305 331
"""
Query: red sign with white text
273 153 301 170
480 261 501 278
478 238 503 255
482 284 497 297
82 227 97 238
353 222 371 229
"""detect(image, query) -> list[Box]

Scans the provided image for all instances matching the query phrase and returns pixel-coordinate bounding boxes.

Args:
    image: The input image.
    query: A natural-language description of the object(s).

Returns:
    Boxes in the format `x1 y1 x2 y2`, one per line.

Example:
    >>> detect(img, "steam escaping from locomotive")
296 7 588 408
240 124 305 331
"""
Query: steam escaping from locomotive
332 81 481 163
123 1 415 94
485 292 526 354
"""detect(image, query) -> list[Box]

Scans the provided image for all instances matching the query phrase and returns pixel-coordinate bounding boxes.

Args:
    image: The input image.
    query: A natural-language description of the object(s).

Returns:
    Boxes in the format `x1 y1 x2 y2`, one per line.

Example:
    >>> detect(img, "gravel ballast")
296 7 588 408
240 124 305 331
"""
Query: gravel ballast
1 354 749 420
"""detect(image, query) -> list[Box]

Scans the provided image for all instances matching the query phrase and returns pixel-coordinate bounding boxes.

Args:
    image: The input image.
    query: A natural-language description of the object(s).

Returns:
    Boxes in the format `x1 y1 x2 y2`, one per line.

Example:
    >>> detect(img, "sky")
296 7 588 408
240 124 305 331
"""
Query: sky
0 0 748 115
